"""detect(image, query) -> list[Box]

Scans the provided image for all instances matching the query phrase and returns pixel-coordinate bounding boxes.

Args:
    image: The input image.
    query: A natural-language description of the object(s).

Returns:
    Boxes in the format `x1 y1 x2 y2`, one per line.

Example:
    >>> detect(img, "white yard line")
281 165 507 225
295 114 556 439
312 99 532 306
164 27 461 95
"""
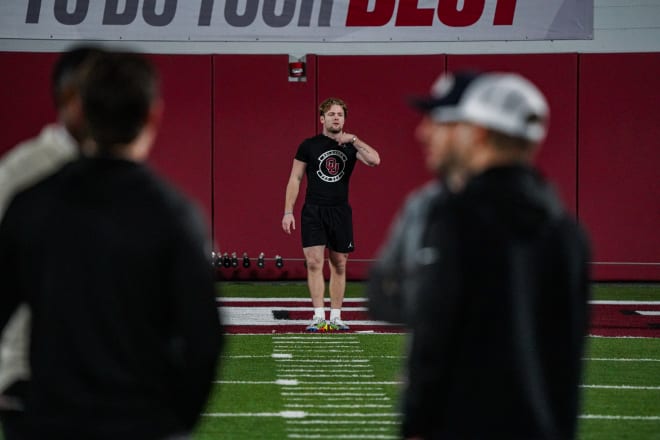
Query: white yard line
281 392 387 397
584 357 660 362
286 421 399 425
288 435 398 439
285 404 392 408
581 384 660 390
274 335 361 339
580 414 660 420
203 411 306 418
589 300 660 305
278 374 376 378
276 359 370 363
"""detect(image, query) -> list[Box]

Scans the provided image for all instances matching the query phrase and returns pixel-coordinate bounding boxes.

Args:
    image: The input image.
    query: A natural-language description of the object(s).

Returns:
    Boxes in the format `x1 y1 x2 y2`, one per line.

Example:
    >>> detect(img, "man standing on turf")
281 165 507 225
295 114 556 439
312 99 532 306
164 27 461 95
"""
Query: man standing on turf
400 71 591 439
0 51 222 439
282 98 381 331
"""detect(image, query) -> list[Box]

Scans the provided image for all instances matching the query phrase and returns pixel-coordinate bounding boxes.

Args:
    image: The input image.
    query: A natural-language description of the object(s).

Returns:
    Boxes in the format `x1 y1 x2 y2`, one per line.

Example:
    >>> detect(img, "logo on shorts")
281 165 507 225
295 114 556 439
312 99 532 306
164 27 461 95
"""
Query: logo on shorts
317 150 348 183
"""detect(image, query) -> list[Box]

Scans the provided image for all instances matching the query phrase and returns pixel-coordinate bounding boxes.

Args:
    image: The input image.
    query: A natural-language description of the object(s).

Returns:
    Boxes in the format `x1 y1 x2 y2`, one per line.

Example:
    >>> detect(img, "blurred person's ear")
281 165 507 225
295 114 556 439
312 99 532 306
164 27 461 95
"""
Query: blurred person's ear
147 98 164 134
130 98 164 162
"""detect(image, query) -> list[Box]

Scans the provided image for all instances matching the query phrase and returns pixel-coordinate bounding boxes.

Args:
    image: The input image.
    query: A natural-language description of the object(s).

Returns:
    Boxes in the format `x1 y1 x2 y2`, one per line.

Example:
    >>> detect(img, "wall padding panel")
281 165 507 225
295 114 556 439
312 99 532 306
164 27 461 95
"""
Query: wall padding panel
579 53 660 280
317 55 446 279
0 52 59 156
212 55 317 280
147 55 214 226
0 53 214 230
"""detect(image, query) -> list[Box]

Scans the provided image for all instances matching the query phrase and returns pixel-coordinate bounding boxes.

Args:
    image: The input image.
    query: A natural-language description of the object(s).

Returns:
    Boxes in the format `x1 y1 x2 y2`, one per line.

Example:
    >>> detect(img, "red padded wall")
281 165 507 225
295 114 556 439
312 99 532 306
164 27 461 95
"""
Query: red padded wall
2 52 658 281
447 54 579 214
578 53 660 280
212 55 317 280
0 52 59 156
147 54 214 226
0 52 213 228
317 55 446 279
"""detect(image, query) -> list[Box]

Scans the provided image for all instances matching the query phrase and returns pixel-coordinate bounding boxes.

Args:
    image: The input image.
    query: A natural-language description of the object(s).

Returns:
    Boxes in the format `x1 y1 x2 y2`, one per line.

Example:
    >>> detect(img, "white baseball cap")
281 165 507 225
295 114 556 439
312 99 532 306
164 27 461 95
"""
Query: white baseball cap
411 71 549 142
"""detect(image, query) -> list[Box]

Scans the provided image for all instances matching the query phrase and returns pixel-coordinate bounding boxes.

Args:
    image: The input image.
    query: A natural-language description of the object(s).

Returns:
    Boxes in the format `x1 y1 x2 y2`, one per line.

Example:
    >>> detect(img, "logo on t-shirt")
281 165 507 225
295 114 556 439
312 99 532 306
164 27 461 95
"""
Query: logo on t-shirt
317 150 348 183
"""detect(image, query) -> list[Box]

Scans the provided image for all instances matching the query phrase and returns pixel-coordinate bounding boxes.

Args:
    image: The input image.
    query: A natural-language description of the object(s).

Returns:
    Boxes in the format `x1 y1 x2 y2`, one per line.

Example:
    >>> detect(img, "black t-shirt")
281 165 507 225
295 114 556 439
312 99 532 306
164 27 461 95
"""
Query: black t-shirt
295 134 358 206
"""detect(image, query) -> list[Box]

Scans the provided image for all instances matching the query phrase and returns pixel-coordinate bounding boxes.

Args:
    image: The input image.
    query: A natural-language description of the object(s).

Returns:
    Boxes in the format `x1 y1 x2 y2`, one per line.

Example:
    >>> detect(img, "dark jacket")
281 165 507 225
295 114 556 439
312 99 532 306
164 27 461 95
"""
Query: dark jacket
402 165 591 440
0 157 222 440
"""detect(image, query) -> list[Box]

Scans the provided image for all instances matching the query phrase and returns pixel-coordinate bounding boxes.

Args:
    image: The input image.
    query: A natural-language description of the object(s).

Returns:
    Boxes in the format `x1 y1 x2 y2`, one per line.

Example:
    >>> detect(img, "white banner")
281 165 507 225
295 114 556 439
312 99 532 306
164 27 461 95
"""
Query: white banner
0 0 593 42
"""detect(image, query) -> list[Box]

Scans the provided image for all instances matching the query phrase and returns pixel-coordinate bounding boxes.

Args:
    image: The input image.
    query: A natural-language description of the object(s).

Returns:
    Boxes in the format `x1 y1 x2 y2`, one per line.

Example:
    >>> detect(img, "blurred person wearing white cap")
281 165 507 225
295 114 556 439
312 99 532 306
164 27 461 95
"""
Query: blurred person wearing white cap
396 71 592 439
366 73 475 325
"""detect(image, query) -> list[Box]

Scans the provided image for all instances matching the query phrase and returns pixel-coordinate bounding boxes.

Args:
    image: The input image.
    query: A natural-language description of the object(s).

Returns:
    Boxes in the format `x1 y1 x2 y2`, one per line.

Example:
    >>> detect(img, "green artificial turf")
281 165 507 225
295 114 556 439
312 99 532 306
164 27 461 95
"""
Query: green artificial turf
217 281 660 301
2 283 656 440
197 333 660 439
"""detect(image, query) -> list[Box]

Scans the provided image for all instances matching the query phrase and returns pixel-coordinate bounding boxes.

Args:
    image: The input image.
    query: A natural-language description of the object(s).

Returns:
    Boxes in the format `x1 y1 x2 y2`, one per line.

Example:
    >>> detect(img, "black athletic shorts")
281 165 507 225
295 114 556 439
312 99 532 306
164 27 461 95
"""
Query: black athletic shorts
301 203 355 253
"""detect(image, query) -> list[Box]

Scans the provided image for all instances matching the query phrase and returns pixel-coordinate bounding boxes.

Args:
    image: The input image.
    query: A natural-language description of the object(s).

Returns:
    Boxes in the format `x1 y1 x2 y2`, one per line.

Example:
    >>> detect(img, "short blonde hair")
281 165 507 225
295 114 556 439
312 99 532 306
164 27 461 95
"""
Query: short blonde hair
319 97 348 117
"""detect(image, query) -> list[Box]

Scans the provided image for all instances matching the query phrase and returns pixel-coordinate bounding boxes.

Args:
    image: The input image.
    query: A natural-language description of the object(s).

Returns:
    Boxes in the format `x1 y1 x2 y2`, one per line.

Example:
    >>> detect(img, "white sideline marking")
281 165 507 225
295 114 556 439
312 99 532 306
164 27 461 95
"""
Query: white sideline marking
585 357 660 362
581 384 660 390
589 300 660 305
221 306 395 326
220 307 397 326
580 414 660 420
589 335 658 339
272 353 293 359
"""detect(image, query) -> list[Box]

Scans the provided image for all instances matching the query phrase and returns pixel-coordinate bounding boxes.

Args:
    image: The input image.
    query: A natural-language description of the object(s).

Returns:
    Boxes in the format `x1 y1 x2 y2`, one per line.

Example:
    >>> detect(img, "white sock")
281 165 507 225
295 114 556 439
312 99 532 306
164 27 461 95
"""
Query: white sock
314 307 325 320
330 309 341 321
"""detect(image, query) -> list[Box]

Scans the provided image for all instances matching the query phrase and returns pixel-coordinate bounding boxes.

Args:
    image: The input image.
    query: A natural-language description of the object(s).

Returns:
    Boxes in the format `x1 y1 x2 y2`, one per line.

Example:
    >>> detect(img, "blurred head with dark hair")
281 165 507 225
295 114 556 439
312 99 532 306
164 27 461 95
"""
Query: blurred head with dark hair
81 52 162 160
50 45 104 145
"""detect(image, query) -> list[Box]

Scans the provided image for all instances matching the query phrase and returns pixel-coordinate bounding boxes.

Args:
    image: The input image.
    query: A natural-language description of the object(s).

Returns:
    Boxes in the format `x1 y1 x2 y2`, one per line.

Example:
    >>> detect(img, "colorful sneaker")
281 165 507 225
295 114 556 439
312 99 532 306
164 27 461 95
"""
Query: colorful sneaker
306 316 326 332
329 317 350 331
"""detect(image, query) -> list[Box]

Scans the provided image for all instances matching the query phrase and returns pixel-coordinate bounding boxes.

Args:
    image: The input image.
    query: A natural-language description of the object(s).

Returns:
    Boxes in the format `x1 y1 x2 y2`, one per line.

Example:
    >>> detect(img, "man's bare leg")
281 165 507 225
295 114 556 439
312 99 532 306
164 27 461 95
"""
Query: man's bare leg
303 245 326 312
